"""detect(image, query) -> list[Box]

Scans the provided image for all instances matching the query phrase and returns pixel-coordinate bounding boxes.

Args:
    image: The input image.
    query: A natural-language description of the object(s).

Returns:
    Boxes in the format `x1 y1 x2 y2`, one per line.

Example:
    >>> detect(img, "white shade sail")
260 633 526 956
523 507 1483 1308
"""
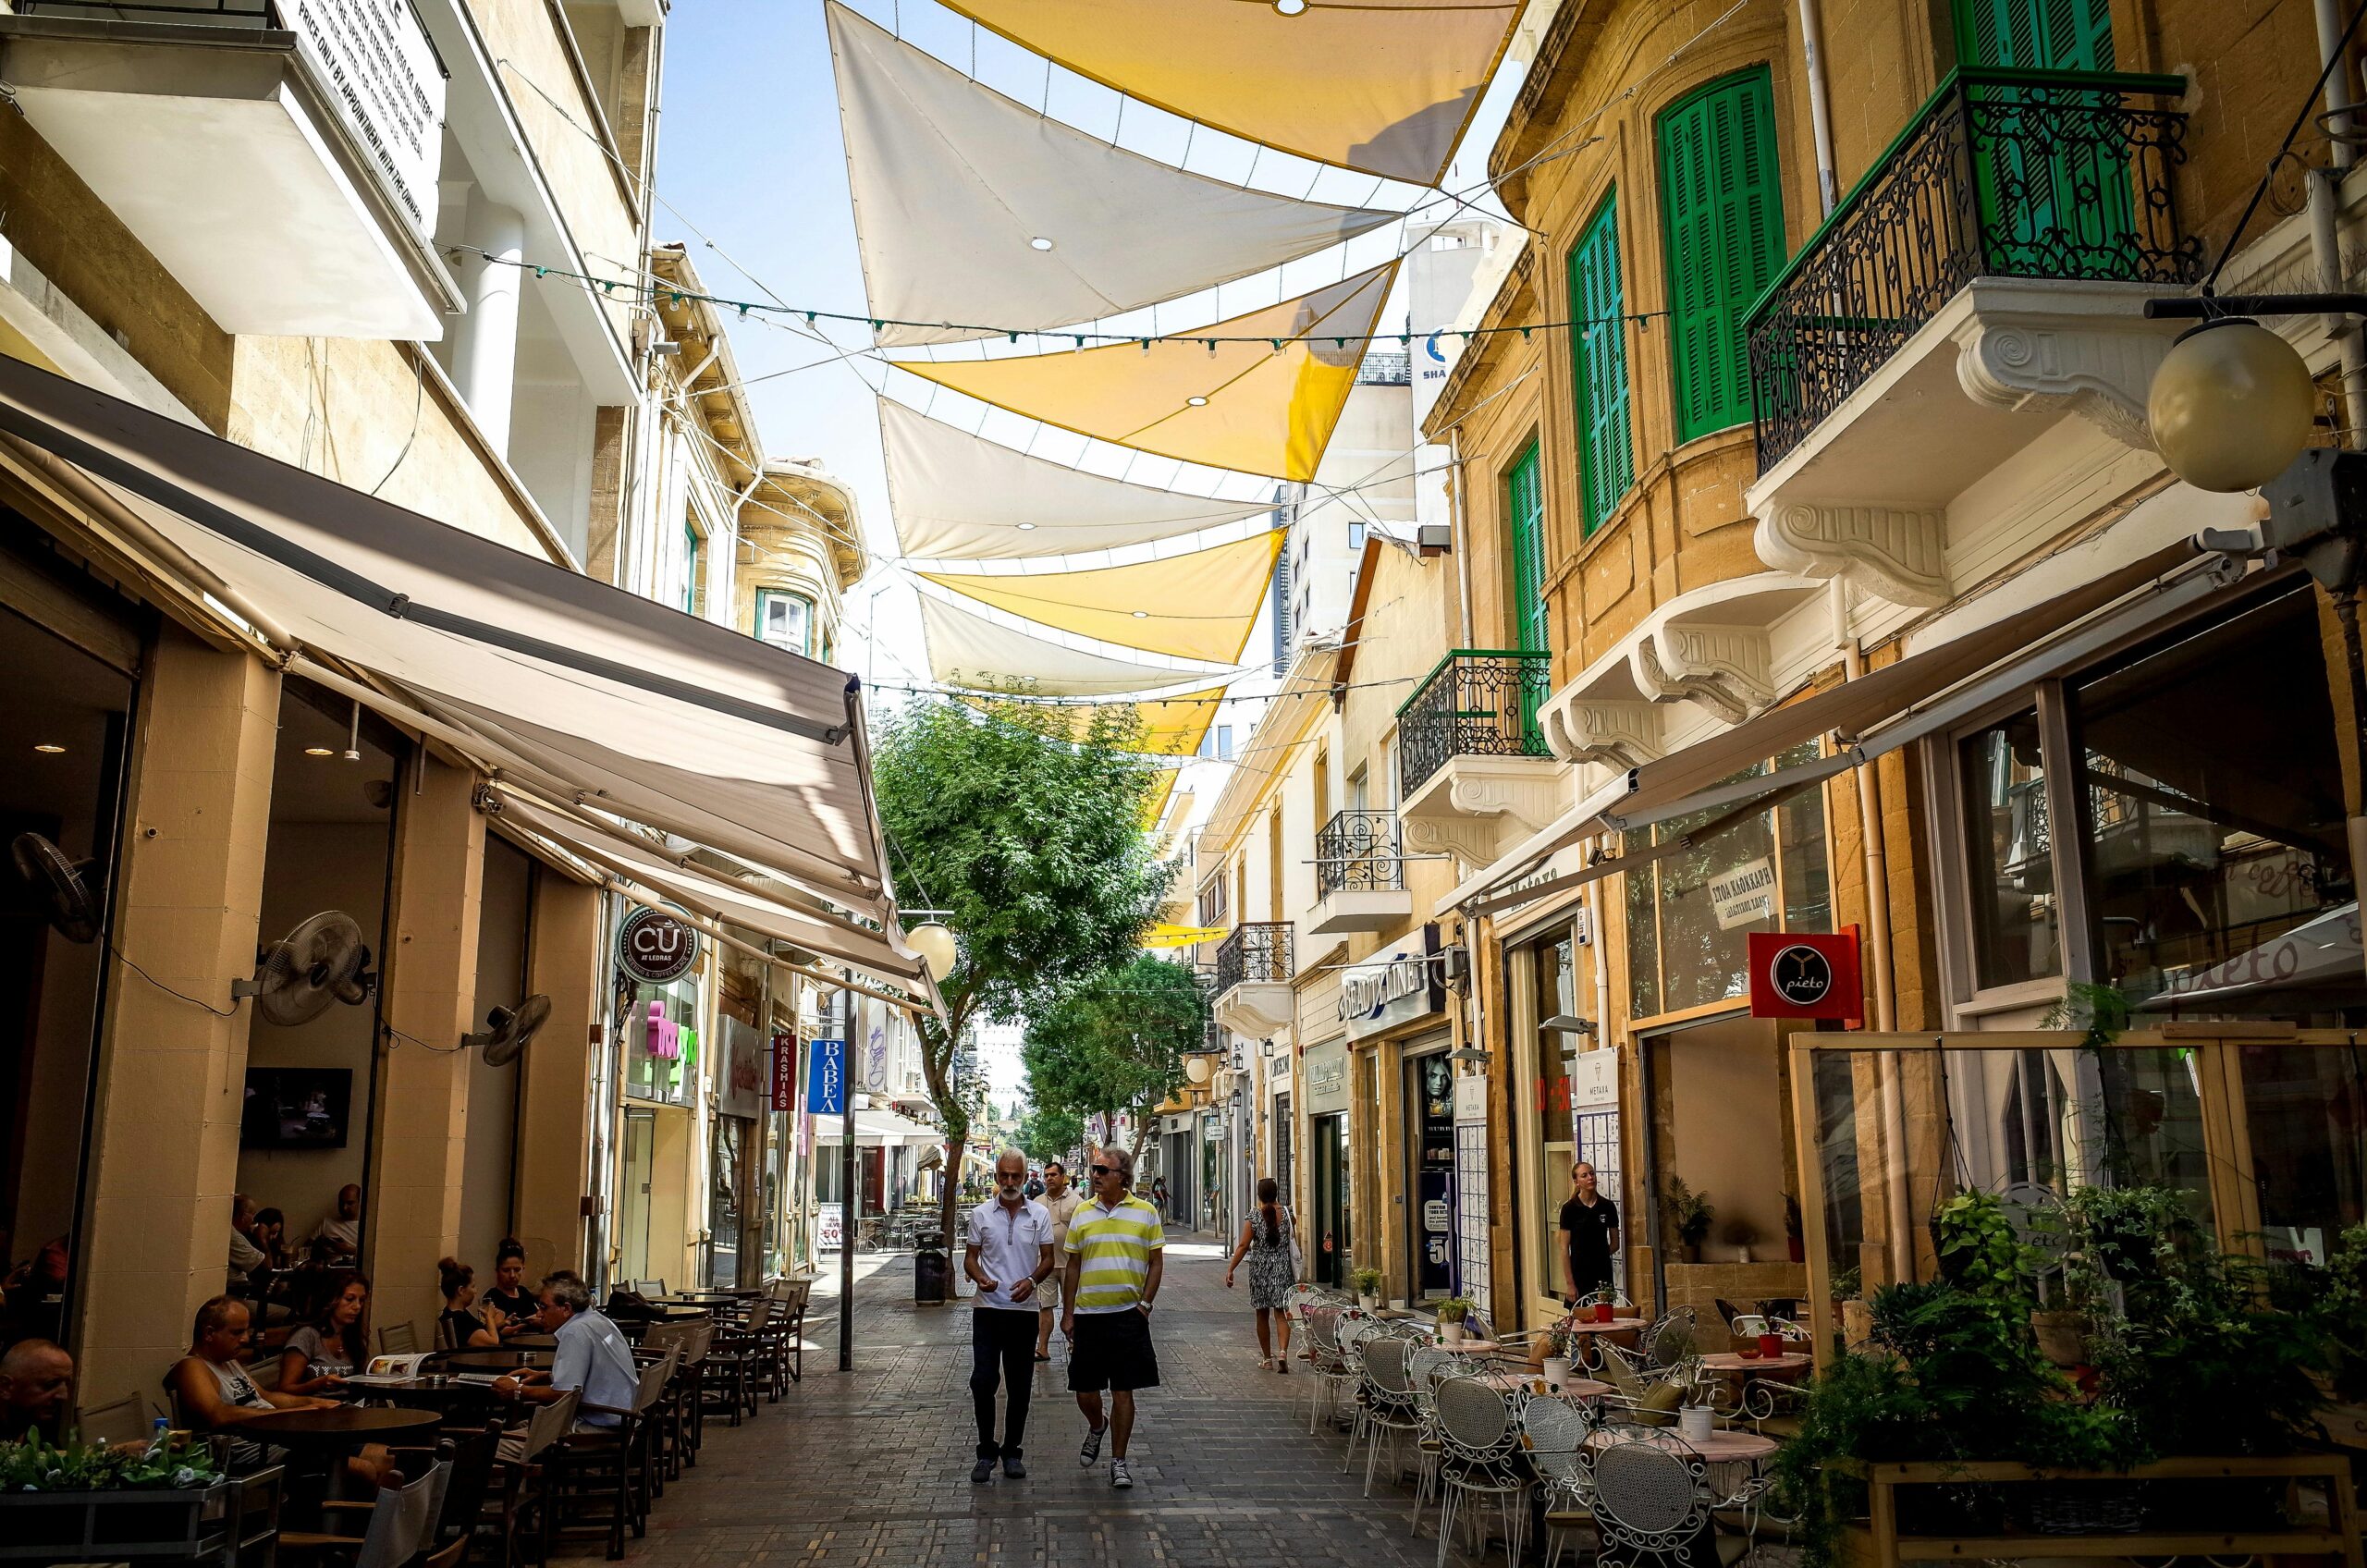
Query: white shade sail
828 2 1396 349
879 398 1270 560
918 529 1280 664
915 589 1234 696
0 354 903 929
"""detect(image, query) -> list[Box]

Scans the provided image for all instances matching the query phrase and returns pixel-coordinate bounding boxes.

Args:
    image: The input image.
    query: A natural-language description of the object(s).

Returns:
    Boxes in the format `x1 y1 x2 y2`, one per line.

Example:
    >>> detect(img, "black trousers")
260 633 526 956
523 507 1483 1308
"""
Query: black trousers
971 1306 1037 1458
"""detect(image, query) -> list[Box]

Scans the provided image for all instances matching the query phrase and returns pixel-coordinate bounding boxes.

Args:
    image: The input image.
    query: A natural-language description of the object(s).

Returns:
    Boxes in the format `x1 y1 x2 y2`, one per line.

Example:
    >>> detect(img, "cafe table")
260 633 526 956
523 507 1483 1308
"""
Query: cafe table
1697 1351 1812 1382
434 1349 554 1375
1587 1427 1780 1512
240 1405 442 1504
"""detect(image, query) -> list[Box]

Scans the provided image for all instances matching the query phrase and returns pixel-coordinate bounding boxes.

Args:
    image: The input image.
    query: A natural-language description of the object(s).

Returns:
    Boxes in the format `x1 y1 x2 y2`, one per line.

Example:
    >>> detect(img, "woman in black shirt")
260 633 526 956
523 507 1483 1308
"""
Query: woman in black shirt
1558 1160 1620 1305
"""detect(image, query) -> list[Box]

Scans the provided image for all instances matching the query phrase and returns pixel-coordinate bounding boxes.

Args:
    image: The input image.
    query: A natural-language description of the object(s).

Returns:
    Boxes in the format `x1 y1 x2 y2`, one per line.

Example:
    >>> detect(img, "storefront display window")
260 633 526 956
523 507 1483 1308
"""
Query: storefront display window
2070 587 2355 1015
1625 741 1833 1017
2238 1042 2367 1262
624 974 699 1105
1961 710 2060 988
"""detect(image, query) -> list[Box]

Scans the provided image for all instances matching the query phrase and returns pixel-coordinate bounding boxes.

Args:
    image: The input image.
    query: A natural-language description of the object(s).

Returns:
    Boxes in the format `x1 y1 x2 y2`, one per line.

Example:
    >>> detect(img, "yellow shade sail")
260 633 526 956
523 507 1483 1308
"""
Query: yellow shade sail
1140 768 1180 829
920 532 1281 665
960 685 1224 758
1141 922 1225 950
938 0 1522 185
899 263 1395 482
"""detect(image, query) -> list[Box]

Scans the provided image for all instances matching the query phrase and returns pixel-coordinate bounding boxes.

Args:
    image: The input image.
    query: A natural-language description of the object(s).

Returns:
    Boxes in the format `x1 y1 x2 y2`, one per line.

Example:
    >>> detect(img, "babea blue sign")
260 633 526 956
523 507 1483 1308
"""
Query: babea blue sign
806 1037 846 1117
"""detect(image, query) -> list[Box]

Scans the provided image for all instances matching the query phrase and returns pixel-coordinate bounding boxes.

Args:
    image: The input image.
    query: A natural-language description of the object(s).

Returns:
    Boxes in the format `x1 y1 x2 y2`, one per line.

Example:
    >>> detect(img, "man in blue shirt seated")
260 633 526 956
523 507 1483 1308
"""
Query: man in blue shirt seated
491 1274 639 1462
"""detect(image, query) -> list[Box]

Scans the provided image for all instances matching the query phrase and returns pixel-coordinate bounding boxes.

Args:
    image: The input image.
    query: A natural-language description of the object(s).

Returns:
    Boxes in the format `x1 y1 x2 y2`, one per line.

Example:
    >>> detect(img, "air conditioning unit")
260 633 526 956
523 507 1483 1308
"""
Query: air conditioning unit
1417 523 1453 557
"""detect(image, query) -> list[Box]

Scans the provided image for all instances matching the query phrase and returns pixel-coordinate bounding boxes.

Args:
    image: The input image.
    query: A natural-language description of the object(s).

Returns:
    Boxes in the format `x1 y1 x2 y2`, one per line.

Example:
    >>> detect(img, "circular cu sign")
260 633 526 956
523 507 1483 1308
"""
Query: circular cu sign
1766 942 1834 1008
618 906 699 985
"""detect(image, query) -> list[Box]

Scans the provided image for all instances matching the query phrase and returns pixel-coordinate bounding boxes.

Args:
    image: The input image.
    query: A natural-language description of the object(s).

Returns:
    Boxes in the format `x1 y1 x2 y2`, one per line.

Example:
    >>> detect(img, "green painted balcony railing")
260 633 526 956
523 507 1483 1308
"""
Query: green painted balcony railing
1395 649 1554 801
1747 67 2200 472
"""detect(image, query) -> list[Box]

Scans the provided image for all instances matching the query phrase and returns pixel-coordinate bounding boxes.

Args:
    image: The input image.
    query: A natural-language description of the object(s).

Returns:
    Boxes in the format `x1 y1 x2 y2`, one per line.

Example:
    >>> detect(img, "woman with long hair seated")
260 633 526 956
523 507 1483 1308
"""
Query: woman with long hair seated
278 1268 371 1397
437 1256 501 1350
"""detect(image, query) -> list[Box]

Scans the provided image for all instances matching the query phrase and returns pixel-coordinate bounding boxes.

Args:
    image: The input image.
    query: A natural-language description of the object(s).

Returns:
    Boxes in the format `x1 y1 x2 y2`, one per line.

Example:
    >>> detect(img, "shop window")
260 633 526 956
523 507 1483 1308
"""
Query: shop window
1961 709 2061 988
754 589 813 656
2069 586 2355 1016
1624 741 1833 1018
2238 1042 2367 1261
624 973 700 1106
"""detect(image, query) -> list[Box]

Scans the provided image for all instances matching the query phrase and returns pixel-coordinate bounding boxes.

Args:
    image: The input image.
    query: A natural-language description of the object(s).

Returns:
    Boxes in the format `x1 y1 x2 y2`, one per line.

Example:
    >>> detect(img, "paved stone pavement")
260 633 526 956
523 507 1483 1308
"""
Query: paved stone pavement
589 1231 1450 1567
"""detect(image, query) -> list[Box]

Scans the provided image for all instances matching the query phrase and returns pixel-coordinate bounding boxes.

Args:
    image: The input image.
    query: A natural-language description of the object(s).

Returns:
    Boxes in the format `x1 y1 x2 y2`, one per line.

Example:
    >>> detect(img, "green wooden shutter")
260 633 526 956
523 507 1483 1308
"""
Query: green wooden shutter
1658 67 1787 444
1953 0 2113 67
1568 196 1633 538
1506 442 1548 658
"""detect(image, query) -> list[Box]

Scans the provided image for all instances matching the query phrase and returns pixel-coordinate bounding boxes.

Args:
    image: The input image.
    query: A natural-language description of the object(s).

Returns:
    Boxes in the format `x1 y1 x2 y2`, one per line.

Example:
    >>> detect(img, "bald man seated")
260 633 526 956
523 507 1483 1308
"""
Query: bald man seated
0 1339 75 1443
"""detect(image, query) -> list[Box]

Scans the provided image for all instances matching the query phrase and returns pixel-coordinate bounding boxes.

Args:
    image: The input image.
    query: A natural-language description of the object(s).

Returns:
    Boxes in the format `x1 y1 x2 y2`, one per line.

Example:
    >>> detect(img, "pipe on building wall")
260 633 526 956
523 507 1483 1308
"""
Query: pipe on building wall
1831 581 1911 1284
1797 0 1841 214
1451 430 1476 645
2313 0 2367 446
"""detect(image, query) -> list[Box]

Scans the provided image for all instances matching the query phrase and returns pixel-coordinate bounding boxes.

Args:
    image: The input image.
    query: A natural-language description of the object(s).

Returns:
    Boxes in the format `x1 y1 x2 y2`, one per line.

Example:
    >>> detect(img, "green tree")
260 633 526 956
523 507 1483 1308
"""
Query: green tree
1023 954 1206 1166
872 695 1170 1247
1014 1103 1086 1167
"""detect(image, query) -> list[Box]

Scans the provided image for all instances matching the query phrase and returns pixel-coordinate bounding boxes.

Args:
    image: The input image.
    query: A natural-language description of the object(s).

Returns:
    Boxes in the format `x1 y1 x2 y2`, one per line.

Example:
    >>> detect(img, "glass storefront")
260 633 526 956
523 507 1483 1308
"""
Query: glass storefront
624 973 700 1106
1404 1047 1454 1300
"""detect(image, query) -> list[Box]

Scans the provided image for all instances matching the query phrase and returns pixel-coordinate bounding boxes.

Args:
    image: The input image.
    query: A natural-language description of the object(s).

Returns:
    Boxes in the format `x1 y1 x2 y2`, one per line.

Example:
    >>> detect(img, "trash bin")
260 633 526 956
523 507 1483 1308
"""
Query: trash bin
914 1237 950 1304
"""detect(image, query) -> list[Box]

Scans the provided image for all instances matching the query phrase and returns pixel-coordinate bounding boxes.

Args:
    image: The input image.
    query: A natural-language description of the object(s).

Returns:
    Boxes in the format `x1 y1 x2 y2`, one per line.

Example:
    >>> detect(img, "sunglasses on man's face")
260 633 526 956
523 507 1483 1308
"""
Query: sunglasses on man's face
1090 1164 1113 1176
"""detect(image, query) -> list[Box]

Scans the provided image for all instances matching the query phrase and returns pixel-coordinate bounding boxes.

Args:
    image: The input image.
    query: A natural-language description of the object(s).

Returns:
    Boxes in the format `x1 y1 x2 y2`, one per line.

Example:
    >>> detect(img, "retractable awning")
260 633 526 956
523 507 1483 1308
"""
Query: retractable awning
0 356 932 1003
816 1109 945 1147
1456 538 2243 915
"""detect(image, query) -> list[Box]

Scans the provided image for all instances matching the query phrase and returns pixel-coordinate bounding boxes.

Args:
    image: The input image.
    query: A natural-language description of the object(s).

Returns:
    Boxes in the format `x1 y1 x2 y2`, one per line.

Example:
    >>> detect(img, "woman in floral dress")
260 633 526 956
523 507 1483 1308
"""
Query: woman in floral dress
1225 1176 1301 1372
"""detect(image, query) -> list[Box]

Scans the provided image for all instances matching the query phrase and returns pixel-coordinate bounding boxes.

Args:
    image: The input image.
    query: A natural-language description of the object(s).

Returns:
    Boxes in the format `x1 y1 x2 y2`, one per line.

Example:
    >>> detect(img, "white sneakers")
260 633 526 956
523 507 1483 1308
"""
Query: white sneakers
1109 1457 1133 1488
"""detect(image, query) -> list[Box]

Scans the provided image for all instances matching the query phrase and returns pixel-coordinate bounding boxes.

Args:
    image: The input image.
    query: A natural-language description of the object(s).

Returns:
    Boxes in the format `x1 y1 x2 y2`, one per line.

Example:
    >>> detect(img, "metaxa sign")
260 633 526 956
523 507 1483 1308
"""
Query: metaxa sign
618 907 700 986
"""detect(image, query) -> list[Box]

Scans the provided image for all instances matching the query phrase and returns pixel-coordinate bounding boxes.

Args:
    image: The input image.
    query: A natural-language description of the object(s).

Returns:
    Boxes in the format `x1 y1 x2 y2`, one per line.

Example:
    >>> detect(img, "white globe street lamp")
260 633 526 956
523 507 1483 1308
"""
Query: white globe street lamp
1183 1056 1213 1084
907 922 958 983
2147 317 2317 493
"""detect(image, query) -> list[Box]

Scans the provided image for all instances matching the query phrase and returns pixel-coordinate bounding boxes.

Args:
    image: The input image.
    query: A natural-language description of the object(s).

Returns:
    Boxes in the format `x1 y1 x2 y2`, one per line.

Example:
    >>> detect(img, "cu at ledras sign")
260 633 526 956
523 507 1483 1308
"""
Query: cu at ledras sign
617 907 699 986
1338 926 1445 1042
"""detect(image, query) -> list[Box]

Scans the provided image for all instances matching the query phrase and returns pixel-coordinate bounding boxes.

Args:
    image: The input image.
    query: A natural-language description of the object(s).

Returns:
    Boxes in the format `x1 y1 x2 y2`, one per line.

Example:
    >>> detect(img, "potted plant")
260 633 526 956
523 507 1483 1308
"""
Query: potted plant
0 1431 227 1558
1722 1216 1761 1265
1351 1266 1382 1312
1663 1175 1713 1263
1539 1318 1576 1389
1436 1295 1472 1345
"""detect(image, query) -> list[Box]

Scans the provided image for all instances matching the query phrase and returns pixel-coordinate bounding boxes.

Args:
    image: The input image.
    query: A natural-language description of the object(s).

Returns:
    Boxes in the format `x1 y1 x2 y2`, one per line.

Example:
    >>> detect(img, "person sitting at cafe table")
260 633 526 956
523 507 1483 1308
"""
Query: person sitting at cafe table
251 1208 290 1271
310 1183 362 1262
228 1194 267 1294
167 1296 395 1485
277 1269 372 1397
0 1338 76 1443
482 1238 539 1336
490 1275 637 1463
437 1257 501 1350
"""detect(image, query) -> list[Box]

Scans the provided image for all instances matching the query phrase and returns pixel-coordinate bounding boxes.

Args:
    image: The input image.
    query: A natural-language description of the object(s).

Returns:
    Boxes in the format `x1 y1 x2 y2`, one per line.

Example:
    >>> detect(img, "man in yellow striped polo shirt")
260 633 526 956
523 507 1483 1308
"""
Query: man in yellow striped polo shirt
1058 1143 1163 1488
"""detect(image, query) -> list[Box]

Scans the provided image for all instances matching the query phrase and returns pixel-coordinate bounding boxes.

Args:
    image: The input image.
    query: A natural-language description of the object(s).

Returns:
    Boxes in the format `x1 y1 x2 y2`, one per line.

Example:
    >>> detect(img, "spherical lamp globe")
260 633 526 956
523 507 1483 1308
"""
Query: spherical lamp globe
907 922 958 983
1183 1056 1213 1084
2146 317 2316 493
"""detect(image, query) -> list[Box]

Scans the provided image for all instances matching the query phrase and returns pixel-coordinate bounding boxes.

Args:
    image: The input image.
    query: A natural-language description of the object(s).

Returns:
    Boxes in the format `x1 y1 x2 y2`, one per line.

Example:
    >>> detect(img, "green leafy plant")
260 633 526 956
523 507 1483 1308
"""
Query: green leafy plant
1351 1267 1382 1296
1662 1174 1713 1251
1435 1296 1471 1323
1830 1264 1863 1303
1932 1189 2042 1311
0 1431 219 1492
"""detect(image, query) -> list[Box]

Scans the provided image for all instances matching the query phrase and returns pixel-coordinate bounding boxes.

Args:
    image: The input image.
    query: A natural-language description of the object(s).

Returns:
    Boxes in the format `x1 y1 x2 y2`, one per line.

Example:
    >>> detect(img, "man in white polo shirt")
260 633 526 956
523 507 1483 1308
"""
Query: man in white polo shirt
963 1148 1054 1483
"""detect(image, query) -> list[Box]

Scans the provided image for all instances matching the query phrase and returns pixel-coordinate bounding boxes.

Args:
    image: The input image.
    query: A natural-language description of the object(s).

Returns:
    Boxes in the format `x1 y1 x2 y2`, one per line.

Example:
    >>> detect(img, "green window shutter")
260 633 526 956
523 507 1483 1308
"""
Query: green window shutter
1567 195 1633 538
1506 442 1549 658
1657 67 1787 444
1953 0 2113 67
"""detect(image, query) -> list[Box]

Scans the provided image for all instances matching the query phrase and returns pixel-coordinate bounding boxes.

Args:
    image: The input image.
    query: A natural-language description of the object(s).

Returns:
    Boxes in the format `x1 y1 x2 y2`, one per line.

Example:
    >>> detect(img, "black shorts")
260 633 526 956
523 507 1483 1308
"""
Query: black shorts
1066 1307 1160 1392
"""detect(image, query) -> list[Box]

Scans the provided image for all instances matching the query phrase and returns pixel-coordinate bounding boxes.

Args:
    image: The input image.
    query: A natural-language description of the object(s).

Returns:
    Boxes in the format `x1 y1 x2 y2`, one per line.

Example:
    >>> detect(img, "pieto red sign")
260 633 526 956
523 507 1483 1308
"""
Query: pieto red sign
1746 928 1863 1021
617 906 699 986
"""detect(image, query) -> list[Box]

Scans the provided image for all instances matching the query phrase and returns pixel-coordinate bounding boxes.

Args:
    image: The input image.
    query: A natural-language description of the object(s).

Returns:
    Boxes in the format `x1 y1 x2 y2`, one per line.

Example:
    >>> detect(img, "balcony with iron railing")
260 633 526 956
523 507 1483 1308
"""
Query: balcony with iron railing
1393 650 1569 868
1742 68 2201 608
1312 810 1415 935
1211 921 1294 1035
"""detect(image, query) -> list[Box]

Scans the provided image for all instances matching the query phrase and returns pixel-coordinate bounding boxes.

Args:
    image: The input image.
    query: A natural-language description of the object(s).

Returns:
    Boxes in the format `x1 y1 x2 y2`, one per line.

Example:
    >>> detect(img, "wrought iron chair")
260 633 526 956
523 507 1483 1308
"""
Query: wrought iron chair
1303 1306 1354 1435
1335 1314 1392 1469
1404 1344 1481 1536
1353 1333 1429 1498
1520 1394 1599 1568
1430 1375 1533 1568
1588 1434 1749 1568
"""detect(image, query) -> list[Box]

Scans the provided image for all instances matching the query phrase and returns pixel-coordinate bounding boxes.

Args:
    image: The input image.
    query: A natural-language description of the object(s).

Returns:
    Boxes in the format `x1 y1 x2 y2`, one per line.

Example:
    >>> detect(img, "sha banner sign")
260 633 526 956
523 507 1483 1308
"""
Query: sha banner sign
1746 929 1863 1021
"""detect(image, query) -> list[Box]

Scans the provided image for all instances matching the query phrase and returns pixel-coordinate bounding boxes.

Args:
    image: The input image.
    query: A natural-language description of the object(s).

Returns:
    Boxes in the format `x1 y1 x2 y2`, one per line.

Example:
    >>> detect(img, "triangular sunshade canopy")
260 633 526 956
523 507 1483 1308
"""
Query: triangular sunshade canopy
879 399 1273 560
919 531 1280 664
938 0 1523 185
828 2 1397 349
965 685 1226 757
900 263 1396 482
1141 766 1180 828
916 590 1235 696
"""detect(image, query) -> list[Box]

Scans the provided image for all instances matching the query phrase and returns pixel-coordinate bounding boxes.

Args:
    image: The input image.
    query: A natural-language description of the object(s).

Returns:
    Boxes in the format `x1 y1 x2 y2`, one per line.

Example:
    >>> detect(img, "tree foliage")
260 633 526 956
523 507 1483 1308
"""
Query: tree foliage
1013 1103 1086 1167
1022 954 1206 1160
871 695 1171 1231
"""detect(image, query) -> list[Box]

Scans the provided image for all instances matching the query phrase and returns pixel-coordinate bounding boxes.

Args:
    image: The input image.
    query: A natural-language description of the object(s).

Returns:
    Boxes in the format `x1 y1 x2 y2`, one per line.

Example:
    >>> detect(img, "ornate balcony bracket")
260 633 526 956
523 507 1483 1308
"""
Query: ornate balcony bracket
1213 985 1294 1037
1756 502 1952 608
1542 698 1665 769
1952 291 2178 450
1631 623 1774 725
1400 754 1571 868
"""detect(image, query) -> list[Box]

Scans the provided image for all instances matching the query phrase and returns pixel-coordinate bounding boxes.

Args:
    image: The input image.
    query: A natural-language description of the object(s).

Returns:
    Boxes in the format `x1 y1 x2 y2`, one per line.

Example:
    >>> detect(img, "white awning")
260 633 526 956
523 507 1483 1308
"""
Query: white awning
879 398 1270 560
828 3 1396 349
815 1109 946 1146
0 354 921 962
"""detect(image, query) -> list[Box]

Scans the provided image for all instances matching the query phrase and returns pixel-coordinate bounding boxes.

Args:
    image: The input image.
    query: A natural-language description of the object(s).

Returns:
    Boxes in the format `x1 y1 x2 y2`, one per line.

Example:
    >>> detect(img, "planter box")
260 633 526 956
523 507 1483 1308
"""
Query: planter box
0 1482 229 1561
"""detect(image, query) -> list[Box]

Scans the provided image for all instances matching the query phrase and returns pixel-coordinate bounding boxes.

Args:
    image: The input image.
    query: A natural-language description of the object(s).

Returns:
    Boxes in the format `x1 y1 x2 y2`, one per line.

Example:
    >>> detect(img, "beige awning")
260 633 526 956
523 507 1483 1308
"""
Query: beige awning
828 2 1396 349
1457 538 2235 913
0 354 926 982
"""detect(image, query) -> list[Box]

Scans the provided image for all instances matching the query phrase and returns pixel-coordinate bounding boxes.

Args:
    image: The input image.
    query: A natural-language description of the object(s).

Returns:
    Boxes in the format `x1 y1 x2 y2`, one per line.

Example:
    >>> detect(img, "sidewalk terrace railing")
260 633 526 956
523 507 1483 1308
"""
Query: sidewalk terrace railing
1396 649 1554 799
1216 922 1293 991
1747 67 2199 472
1316 810 1404 898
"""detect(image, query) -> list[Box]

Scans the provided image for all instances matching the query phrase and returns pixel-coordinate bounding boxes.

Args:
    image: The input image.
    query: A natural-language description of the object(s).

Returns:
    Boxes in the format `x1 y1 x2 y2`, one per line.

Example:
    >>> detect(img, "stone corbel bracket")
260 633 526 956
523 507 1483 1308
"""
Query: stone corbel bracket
1954 311 2170 451
1401 754 1570 868
1630 622 1774 725
1541 696 1664 769
1756 501 1950 608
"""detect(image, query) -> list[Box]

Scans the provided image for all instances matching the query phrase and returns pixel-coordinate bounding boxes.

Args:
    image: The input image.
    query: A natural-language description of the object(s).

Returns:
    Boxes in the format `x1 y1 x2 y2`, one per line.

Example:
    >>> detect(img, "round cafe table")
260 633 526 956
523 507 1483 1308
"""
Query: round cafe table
1698 1351 1812 1380
239 1405 442 1501
435 1349 554 1374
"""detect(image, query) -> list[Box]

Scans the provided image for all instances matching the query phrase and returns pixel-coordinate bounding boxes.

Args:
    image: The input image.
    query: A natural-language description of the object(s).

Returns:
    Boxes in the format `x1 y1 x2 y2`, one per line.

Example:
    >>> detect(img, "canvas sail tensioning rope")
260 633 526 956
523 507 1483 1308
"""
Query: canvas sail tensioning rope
936 0 1524 185
918 529 1281 664
914 588 1242 697
828 2 1399 349
897 262 1396 482
878 398 1276 561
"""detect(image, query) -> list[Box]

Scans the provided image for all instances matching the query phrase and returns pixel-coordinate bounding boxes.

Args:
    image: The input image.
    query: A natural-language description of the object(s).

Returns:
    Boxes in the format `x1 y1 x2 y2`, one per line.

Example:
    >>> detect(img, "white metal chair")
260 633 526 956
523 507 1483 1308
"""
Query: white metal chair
1335 1315 1392 1471
1430 1376 1532 1568
1521 1394 1598 1568
1589 1434 1748 1568
1354 1333 1429 1498
1304 1306 1355 1435
1404 1344 1478 1536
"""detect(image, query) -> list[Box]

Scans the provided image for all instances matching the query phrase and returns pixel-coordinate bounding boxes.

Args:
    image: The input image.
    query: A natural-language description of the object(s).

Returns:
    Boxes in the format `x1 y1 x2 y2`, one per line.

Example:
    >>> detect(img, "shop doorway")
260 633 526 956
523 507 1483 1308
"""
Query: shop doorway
1272 1092 1293 1217
620 1108 655 1284
1404 1049 1455 1300
1311 1111 1350 1287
